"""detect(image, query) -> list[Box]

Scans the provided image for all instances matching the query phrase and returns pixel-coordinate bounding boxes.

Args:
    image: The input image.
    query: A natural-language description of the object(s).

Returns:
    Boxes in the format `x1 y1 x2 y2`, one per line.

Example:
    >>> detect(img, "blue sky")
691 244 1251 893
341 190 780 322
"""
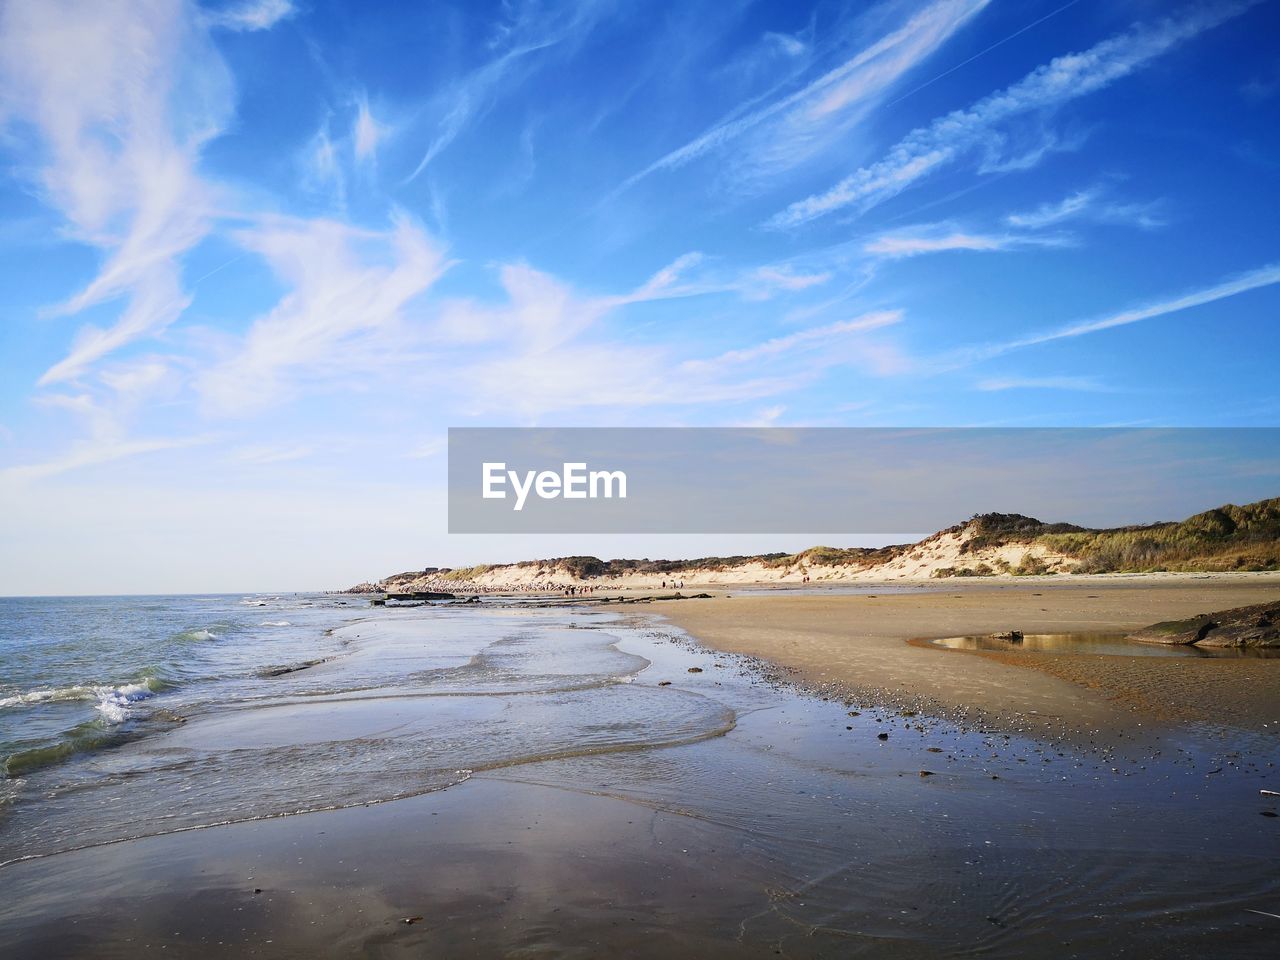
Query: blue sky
1 0 1278 593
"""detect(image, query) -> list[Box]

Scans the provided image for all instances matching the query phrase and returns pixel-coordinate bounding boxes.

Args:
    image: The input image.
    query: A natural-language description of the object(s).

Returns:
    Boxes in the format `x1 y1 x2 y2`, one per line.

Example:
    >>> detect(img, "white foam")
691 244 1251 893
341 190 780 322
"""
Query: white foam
0 685 97 709
260 620 291 627
1 680 159 723
94 682 157 724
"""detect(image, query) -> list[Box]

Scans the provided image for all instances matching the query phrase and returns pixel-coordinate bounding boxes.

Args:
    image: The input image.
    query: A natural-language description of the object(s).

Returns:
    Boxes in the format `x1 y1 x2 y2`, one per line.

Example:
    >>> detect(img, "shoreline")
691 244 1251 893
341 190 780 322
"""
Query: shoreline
651 573 1280 739
2 593 1278 957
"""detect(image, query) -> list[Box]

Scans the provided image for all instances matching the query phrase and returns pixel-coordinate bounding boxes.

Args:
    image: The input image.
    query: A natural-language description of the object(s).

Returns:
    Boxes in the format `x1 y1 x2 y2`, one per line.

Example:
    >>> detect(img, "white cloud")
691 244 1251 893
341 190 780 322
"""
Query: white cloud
1006 188 1098 228
746 266 832 296
407 438 447 460
302 121 343 200
0 435 212 485
204 0 295 33
944 261 1280 370
863 225 1069 259
437 252 728 353
1006 186 1165 230
423 257 883 418
688 311 903 370
97 359 174 401
977 376 1109 392
0 0 233 384
234 444 314 464
301 93 391 202
33 355 181 460
353 94 386 164
613 0 990 194
770 3 1252 228
404 3 606 182
199 213 450 414
764 32 806 58
457 342 802 419
437 262 604 351
1005 262 1280 350
867 231 1000 256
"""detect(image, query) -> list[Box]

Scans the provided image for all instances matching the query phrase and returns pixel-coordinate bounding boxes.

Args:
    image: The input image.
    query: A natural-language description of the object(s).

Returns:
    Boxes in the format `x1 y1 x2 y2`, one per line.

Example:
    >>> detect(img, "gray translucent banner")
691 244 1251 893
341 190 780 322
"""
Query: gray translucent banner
447 428 1280 534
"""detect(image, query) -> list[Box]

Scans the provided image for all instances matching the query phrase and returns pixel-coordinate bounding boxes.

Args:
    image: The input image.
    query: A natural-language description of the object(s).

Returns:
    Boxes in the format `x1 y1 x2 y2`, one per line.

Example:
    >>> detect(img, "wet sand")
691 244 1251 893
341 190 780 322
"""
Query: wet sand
654 575 1280 737
3 597 1279 958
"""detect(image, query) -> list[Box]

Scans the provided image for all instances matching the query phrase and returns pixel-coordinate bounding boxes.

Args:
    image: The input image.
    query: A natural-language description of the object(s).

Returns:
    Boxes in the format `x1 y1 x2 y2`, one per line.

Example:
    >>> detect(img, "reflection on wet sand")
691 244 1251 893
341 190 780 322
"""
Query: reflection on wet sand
1 605 1277 958
929 632 1280 658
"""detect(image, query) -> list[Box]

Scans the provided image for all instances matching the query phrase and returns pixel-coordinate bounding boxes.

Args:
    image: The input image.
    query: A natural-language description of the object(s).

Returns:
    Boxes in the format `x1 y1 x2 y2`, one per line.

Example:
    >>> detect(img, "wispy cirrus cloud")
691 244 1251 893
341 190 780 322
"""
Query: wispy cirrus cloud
769 2 1254 229
743 266 833 298
611 0 990 196
947 261 1280 369
422 257 883 418
234 444 314 464
353 93 387 164
687 311 903 371
404 1 608 183
1006 186 1165 230
199 213 451 415
1001 261 1280 352
204 0 295 32
0 434 213 485
301 119 344 203
864 224 1069 259
299 92 391 205
434 252 710 355
0 0 236 385
1005 187 1098 228
431 273 793 417
976 375 1110 392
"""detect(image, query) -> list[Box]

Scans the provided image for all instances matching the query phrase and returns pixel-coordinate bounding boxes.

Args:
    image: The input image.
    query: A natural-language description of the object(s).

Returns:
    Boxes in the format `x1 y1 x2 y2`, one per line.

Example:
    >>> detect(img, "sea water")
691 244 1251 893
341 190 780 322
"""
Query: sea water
0 594 361 786
0 596 736 863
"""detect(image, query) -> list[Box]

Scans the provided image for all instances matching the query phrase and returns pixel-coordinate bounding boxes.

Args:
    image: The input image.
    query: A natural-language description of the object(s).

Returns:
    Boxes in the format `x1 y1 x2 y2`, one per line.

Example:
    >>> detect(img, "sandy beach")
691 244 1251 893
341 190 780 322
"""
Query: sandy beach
654 574 1280 737
3 584 1279 958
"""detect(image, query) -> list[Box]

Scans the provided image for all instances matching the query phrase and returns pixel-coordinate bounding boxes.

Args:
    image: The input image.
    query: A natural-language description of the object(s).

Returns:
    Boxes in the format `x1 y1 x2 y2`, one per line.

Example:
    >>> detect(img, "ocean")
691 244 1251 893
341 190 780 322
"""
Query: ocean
0 594 361 786
0 594 735 865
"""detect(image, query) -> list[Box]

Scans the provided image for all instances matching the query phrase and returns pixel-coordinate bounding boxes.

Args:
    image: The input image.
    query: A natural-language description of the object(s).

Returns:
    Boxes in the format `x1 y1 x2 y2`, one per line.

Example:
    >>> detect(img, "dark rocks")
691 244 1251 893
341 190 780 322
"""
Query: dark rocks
990 631 1024 642
877 732 889 740
687 667 703 673
1128 601 1280 648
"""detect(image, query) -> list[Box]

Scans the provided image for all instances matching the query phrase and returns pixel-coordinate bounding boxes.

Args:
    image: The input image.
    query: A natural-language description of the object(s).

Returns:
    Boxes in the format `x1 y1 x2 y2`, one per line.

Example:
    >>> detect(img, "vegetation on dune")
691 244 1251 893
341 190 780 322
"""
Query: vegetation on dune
437 565 495 581
936 500 1280 576
1041 499 1280 573
949 513 1084 554
780 545 908 568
